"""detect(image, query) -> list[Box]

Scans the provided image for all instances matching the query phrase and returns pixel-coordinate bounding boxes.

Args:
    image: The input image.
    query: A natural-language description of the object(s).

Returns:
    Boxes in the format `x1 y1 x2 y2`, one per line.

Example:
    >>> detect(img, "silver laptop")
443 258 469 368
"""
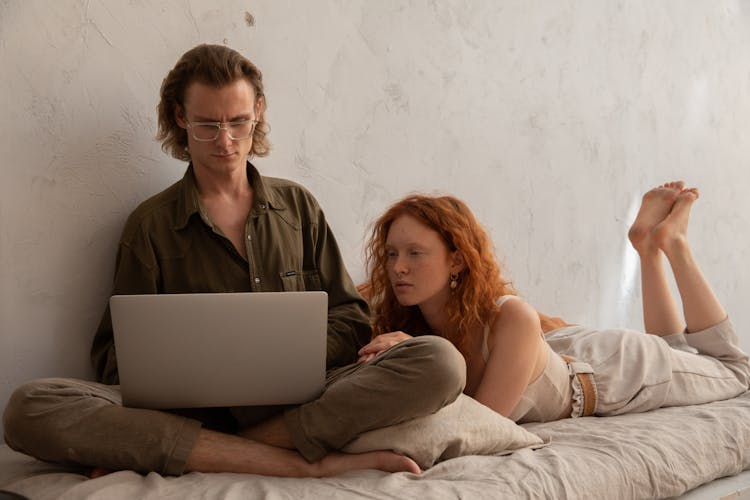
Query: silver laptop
110 291 327 409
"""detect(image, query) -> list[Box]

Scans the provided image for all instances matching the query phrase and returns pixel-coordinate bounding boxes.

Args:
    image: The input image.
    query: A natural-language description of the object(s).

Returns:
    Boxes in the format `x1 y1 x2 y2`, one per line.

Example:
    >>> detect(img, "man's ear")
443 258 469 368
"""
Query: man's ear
254 95 265 119
450 251 466 273
175 105 187 128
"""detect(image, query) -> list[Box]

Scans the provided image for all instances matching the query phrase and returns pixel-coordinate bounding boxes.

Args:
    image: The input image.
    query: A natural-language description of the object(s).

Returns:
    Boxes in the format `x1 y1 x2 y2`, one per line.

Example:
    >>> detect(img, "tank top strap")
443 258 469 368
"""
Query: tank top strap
482 295 518 362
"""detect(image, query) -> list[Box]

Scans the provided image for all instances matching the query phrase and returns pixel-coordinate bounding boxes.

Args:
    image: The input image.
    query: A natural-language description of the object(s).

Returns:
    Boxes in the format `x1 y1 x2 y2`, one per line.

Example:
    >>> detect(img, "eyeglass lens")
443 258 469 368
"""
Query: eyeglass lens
191 121 255 141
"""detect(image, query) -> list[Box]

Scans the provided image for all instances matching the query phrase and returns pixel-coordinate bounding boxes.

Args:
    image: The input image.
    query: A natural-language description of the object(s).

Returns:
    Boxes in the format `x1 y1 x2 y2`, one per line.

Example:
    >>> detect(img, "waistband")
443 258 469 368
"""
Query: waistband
561 355 597 417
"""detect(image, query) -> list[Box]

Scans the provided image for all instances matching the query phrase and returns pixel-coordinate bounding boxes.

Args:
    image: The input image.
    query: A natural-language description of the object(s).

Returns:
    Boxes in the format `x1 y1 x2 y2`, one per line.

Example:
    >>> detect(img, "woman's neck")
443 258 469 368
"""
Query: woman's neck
420 301 449 336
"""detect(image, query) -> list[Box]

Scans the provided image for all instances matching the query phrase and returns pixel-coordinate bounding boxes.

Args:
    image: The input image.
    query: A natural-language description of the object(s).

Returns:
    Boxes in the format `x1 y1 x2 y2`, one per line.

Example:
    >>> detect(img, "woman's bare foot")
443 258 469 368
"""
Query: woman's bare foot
652 188 699 258
314 450 421 477
628 181 685 255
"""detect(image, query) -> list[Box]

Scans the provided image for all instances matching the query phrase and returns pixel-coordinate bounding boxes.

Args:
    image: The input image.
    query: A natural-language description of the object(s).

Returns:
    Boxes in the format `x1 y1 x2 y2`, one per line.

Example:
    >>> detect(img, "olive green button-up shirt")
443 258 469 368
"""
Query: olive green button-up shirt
91 163 371 385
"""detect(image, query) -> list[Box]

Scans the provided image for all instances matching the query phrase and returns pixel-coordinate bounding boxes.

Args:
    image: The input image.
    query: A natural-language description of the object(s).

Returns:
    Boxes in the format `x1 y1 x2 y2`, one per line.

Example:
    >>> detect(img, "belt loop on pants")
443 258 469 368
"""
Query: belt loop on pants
561 355 597 417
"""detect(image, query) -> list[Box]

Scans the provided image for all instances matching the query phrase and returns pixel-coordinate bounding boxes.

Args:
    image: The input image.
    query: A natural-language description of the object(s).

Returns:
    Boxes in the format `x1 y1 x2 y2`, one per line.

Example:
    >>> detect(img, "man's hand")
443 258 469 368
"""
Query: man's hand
357 331 413 363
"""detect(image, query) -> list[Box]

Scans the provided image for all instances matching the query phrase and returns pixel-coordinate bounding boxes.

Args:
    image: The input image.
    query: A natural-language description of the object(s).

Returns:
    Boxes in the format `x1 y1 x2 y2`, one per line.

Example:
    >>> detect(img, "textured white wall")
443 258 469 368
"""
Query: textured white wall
2 1 750 437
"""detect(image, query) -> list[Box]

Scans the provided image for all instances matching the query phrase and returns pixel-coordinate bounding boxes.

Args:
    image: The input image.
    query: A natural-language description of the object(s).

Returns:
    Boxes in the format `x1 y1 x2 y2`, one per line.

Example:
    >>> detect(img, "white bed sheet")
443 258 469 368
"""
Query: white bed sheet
2 391 750 499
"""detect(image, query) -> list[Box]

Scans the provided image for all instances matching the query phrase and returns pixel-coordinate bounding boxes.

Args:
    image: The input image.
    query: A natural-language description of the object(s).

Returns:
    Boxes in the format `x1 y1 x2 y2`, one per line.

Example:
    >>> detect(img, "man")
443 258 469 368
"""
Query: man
2 44 465 477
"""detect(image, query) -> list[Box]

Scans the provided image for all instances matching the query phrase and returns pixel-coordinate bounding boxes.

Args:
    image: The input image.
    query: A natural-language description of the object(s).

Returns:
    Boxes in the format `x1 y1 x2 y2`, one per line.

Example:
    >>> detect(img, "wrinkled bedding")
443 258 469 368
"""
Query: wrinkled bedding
3 392 750 499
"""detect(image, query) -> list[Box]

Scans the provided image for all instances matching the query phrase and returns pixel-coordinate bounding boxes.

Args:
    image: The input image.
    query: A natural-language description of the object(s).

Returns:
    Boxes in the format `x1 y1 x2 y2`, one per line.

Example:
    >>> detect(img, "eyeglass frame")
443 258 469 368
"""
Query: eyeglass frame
185 118 258 142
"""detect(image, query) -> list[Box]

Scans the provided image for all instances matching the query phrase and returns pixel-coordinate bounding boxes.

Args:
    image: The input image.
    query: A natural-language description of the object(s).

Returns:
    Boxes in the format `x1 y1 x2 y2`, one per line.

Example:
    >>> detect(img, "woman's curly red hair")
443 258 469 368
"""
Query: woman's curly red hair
365 194 515 359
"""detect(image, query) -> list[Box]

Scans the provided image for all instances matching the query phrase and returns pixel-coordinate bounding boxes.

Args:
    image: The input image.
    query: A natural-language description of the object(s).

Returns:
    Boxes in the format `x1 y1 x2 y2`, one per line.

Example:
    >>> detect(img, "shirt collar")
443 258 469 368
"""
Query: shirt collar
246 161 287 213
174 162 286 230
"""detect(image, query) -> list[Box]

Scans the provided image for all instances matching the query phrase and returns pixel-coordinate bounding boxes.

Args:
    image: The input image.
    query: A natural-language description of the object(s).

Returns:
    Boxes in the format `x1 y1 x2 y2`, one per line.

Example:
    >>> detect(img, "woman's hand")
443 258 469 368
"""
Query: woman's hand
357 331 413 363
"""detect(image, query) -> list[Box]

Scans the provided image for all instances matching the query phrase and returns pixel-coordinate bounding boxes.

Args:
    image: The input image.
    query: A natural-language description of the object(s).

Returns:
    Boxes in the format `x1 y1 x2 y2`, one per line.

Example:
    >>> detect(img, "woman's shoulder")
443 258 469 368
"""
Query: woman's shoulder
490 295 540 330
495 293 537 306
494 294 518 308
482 295 543 360
494 295 572 333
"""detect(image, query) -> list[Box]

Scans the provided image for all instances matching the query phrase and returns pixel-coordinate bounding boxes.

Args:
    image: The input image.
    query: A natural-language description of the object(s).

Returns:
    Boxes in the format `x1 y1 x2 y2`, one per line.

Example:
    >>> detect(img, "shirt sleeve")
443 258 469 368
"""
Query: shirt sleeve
307 197 372 369
90 231 159 385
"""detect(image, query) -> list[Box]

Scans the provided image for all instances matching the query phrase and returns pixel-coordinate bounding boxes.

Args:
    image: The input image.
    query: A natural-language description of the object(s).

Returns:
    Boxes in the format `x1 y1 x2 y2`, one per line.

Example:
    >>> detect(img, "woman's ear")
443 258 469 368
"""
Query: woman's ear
450 251 466 273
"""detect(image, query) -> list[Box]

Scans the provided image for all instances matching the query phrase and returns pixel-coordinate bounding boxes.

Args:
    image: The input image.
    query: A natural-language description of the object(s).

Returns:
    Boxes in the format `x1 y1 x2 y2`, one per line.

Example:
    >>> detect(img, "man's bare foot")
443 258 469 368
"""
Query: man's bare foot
628 181 685 255
652 187 699 257
87 467 113 479
239 415 295 449
185 428 417 477
314 450 421 477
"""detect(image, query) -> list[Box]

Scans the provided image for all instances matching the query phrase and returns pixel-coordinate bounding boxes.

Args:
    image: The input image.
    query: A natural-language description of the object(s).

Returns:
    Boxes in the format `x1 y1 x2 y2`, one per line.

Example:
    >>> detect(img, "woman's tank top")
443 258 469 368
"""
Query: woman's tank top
482 296 573 423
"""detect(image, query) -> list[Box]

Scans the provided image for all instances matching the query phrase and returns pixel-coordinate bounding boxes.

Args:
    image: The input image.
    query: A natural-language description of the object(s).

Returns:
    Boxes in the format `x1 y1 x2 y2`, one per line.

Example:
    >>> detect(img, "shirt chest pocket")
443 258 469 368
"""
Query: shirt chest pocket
280 270 323 291
263 210 322 291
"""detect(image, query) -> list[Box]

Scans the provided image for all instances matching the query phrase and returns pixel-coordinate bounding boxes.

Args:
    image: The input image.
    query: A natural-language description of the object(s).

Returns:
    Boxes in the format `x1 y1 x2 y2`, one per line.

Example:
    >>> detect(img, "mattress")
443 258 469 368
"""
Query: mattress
3 392 750 499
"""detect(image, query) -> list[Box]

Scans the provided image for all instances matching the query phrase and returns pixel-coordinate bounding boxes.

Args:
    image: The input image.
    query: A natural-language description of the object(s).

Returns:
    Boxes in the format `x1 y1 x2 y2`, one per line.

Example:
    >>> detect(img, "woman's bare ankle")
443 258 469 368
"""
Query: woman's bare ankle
653 188 698 258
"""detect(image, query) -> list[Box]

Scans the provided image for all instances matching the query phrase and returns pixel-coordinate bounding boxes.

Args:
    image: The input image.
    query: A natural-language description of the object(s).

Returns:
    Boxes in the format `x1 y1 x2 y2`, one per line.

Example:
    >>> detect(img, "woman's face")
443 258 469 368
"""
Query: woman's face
385 215 457 311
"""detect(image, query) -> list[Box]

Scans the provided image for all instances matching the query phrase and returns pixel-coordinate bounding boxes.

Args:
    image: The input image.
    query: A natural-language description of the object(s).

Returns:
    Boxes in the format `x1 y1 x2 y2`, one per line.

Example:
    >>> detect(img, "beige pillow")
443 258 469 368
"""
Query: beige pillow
343 394 546 469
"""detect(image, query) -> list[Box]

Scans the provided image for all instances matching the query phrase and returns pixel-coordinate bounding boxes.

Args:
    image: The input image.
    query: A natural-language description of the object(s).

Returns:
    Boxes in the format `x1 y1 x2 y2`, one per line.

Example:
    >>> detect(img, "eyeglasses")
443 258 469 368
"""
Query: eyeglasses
186 119 258 141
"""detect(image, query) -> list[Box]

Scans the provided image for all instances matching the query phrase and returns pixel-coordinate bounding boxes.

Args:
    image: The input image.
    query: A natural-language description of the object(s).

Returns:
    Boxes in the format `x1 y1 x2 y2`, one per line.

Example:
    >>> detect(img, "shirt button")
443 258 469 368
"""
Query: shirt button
254 277 261 284
247 235 252 240
259 203 266 209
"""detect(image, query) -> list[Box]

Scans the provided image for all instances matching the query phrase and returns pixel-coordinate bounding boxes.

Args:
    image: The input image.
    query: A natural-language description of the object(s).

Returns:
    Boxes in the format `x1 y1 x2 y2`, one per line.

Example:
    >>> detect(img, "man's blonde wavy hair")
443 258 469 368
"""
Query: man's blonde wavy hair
156 44 271 161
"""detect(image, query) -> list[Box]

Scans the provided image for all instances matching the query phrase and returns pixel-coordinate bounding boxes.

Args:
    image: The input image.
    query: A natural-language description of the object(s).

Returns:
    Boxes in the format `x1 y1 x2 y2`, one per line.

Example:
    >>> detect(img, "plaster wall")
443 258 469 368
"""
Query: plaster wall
2 0 750 436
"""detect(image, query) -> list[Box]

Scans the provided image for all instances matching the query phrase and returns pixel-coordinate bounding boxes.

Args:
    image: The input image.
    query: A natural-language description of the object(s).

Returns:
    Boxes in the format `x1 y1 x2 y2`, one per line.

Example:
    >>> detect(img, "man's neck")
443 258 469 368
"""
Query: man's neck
193 162 252 200
191 161 255 258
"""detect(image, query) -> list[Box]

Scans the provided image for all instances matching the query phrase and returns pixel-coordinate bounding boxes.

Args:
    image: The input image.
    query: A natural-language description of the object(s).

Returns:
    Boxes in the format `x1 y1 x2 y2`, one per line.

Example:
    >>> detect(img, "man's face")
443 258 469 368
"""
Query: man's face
177 79 259 177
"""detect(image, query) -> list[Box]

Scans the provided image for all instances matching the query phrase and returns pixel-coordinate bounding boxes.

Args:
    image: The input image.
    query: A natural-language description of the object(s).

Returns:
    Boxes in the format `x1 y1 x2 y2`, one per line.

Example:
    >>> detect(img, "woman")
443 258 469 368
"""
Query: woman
359 182 750 423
